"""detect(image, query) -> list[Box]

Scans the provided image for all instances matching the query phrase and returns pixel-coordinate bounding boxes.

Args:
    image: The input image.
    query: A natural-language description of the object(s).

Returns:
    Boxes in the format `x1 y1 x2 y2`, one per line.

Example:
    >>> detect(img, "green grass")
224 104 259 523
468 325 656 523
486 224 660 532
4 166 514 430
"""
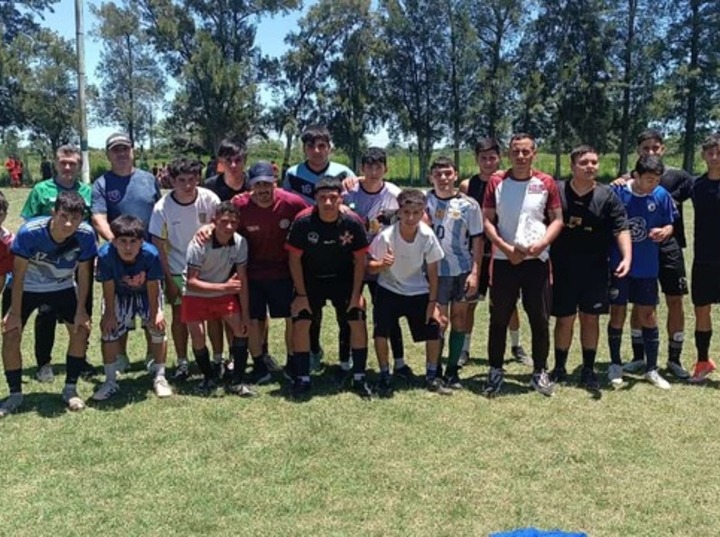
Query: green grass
1 188 720 536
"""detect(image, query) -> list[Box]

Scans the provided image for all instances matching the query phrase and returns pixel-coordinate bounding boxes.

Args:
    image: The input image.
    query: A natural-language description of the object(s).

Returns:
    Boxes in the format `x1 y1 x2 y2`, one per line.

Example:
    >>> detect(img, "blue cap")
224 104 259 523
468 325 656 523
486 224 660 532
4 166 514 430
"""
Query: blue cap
247 161 276 185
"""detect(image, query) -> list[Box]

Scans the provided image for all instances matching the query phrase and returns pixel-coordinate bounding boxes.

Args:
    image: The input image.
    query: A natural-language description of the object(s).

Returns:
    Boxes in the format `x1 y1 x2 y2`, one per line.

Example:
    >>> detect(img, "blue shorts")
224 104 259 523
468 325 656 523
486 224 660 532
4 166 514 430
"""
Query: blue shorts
609 276 658 306
101 292 166 343
248 278 293 320
437 273 473 305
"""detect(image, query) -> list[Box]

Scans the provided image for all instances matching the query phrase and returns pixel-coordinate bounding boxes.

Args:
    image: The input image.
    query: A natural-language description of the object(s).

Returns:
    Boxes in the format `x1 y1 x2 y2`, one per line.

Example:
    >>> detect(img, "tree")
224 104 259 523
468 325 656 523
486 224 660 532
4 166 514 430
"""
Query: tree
0 0 57 43
91 0 167 147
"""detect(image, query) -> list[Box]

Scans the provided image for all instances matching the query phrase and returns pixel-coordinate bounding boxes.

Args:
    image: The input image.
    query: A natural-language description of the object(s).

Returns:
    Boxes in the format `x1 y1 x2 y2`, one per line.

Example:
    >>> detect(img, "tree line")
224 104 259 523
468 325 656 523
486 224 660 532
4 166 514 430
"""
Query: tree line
1 0 719 178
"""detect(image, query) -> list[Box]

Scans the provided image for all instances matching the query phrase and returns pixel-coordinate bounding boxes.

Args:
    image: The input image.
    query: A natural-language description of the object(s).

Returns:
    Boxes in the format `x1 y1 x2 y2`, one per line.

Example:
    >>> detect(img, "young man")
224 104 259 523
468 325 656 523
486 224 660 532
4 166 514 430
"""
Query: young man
460 138 529 366
550 146 631 391
149 157 220 382
0 192 97 417
0 192 14 309
607 156 676 389
21 144 94 383
182 202 253 396
285 176 371 400
426 156 483 389
93 215 172 401
482 133 563 397
204 137 248 201
368 188 448 396
689 134 720 382
232 161 309 383
343 148 411 381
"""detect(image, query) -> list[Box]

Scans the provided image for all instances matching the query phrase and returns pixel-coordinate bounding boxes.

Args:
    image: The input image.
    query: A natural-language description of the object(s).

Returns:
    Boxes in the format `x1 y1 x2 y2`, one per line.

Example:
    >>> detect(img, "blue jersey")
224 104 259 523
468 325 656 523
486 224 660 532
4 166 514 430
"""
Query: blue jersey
91 169 161 231
11 217 97 292
96 242 164 299
611 184 676 278
283 161 355 204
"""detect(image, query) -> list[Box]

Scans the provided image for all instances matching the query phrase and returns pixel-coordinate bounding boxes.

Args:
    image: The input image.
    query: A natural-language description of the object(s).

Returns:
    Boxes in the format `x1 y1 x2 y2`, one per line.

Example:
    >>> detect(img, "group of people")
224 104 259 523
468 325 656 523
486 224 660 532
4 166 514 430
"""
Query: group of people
4 156 24 188
0 124 719 416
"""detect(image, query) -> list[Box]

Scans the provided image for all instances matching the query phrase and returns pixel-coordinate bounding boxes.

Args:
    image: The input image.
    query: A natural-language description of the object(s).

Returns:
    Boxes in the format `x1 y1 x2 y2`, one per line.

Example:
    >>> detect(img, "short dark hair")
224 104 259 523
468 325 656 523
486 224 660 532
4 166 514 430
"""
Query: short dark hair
474 137 501 156
215 200 241 219
634 155 665 176
168 157 203 179
54 191 86 216
56 144 82 164
314 175 342 194
570 144 598 164
701 134 720 152
509 132 536 148
217 137 246 160
0 191 9 214
301 125 331 146
361 147 387 166
637 129 664 146
110 215 145 239
430 156 456 171
397 188 426 208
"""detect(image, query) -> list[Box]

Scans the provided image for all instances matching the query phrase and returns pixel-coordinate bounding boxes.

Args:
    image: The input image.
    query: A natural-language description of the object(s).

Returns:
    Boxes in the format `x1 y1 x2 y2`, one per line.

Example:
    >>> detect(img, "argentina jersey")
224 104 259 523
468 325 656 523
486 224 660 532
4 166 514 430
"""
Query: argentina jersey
343 182 401 242
283 161 355 204
426 191 483 276
12 217 97 293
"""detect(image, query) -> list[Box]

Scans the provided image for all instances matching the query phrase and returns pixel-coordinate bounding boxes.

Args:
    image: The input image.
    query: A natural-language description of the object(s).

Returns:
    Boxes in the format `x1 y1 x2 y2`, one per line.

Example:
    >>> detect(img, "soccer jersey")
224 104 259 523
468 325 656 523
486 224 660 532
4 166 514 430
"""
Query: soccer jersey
148 187 220 275
465 174 492 257
552 181 628 265
426 190 482 276
184 232 248 298
91 169 161 229
96 242 164 297
610 184 676 278
691 173 720 265
21 179 92 220
11 217 97 292
204 173 247 201
369 221 444 296
0 227 14 276
285 210 368 281
283 161 355 204
342 181 401 243
483 170 560 262
659 167 693 249
232 189 309 280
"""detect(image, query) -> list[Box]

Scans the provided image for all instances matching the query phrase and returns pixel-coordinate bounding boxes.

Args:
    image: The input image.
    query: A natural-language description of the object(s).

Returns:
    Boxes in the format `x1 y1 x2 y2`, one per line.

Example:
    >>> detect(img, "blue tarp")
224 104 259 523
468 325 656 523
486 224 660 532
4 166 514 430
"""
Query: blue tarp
490 529 587 537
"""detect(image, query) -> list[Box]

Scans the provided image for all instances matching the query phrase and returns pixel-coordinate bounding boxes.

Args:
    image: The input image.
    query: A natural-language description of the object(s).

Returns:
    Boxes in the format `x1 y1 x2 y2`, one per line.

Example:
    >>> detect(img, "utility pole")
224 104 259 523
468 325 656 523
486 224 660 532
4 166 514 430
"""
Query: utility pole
75 0 90 183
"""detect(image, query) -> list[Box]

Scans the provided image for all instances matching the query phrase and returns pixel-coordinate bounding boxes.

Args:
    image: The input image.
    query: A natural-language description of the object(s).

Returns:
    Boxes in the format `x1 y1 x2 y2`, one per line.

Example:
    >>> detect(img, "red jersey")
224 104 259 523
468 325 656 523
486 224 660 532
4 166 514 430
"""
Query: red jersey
232 188 309 280
0 227 14 275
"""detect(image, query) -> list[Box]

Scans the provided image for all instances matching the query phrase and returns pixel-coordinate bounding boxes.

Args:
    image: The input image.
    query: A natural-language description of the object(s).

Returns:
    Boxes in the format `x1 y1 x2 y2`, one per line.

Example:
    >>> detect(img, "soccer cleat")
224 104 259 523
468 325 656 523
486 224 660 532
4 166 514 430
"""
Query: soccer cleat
227 383 258 397
512 345 533 366
211 360 224 381
483 367 505 397
290 378 312 400
351 378 374 400
376 376 394 398
0 393 24 418
35 364 55 383
644 369 671 390
153 376 173 398
393 364 416 384
444 373 463 390
690 359 717 383
622 359 645 373
530 370 555 396
80 360 97 381
262 353 281 373
62 386 86 411
196 378 218 396
115 354 130 374
426 377 453 396
310 348 324 372
222 359 234 382
550 367 568 384
608 363 624 388
458 350 470 367
666 361 690 380
335 367 353 389
247 368 272 386
282 365 295 382
173 362 190 382
92 380 120 401
145 356 156 372
579 368 600 392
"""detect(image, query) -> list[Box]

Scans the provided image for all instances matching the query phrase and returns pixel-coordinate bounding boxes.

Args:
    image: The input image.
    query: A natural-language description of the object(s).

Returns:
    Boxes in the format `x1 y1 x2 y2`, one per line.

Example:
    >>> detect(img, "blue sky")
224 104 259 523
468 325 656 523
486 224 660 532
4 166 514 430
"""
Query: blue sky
41 0 390 148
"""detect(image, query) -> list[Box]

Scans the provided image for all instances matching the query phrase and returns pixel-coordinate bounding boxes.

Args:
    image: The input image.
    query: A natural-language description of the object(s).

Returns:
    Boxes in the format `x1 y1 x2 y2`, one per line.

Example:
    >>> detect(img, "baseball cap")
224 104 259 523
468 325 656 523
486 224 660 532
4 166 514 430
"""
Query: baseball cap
106 133 133 151
247 161 276 186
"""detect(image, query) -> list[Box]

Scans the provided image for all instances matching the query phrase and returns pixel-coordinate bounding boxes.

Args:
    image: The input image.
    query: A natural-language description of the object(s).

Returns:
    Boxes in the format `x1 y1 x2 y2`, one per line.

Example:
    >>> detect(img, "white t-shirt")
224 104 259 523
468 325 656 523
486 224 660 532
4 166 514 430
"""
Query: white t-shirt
369 221 444 296
149 187 220 274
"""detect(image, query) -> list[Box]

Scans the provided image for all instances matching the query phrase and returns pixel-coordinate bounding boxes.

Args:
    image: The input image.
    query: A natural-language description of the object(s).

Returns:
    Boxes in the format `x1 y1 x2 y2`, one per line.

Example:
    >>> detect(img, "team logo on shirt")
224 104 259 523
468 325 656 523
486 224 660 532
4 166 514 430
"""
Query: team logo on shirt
339 231 354 245
628 216 648 242
308 232 319 244
528 184 546 194
434 208 445 220
647 201 656 212
121 271 147 289
568 216 583 228
199 212 208 223
449 208 461 220
279 219 291 229
108 190 122 203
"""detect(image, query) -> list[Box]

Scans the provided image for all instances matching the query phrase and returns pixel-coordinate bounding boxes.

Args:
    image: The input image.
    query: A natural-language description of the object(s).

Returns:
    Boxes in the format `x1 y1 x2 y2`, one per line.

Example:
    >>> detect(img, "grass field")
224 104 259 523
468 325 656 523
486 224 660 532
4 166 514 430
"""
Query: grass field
1 188 719 537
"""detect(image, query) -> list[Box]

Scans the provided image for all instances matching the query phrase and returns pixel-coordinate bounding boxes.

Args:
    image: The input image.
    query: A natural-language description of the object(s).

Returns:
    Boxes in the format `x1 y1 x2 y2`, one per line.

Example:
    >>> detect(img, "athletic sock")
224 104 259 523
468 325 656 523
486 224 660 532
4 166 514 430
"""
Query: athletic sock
351 347 368 377
155 364 166 378
669 332 684 364
695 330 712 362
581 348 597 370
212 352 223 364
5 369 22 394
425 362 438 381
394 358 406 370
608 326 623 365
380 366 390 378
510 329 520 347
554 348 569 371
231 338 249 384
642 327 660 372
631 329 644 362
251 354 268 375
294 351 310 378
462 333 471 353
447 330 464 368
262 341 269 356
65 355 85 385
104 362 118 383
192 346 213 380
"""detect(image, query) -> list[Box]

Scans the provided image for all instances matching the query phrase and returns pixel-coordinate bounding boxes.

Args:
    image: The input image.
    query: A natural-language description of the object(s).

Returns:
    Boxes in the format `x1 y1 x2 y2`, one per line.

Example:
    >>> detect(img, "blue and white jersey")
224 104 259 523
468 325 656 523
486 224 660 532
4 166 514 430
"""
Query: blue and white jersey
342 181 401 243
611 184 676 278
283 161 355 204
96 242 164 299
426 191 483 277
12 217 97 292
91 169 161 232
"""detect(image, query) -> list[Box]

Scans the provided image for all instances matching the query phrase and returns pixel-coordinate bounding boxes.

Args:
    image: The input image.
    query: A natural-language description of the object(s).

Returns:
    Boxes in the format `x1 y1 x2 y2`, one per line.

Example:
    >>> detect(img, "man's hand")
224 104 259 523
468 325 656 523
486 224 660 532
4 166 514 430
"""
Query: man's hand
464 272 478 298
2 313 21 334
649 227 672 243
342 176 362 191
224 274 243 293
381 246 394 269
614 257 631 279
426 302 448 330
194 224 215 245
526 240 547 258
291 295 311 317
100 313 118 338
610 176 629 187
347 293 365 312
507 246 526 265
73 311 91 334
153 310 166 333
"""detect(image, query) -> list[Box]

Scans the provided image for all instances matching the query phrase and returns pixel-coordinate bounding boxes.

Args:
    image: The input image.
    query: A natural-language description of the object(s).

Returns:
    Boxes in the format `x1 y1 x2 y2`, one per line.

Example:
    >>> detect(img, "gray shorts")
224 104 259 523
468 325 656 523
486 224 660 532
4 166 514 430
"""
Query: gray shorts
437 273 473 305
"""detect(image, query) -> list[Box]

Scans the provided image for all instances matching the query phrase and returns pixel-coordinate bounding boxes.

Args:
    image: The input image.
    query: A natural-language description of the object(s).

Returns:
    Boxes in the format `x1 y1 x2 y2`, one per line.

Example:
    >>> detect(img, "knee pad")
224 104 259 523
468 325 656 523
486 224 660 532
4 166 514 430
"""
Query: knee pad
293 309 314 322
345 307 366 322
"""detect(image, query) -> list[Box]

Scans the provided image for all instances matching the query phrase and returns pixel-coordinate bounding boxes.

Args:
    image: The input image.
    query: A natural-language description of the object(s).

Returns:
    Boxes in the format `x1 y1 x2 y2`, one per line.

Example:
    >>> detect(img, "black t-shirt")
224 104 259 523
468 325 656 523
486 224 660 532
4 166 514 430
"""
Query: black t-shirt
40 160 53 180
551 181 628 265
466 174 491 256
286 210 369 281
660 167 693 249
204 173 247 202
691 173 720 265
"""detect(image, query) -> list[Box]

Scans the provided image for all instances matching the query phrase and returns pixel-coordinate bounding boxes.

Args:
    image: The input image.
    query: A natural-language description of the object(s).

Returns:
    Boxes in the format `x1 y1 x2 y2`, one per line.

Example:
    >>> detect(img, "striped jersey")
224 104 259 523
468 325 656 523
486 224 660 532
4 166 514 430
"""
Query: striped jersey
283 161 355 204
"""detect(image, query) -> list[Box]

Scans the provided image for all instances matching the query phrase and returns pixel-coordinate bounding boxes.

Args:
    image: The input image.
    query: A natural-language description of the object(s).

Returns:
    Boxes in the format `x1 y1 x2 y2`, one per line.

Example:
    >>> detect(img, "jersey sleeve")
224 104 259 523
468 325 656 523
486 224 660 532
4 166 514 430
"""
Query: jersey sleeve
605 188 629 235
20 188 40 220
368 231 388 261
0 233 15 275
424 230 445 265
467 200 483 236
148 201 165 239
95 247 114 283
10 226 35 259
482 177 500 211
285 216 308 253
145 245 164 281
78 227 98 261
234 236 249 266
544 176 562 211
185 240 206 269
350 218 369 252
662 191 678 225
91 178 107 214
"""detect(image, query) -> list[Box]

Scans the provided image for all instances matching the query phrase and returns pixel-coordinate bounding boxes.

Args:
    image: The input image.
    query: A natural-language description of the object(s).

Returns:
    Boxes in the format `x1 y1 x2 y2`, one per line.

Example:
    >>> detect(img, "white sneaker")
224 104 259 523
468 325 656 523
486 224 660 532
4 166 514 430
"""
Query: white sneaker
36 364 55 383
0 393 24 418
153 376 172 398
116 354 130 374
62 386 86 411
667 361 690 380
645 369 671 390
92 380 120 401
608 363 624 387
623 359 645 373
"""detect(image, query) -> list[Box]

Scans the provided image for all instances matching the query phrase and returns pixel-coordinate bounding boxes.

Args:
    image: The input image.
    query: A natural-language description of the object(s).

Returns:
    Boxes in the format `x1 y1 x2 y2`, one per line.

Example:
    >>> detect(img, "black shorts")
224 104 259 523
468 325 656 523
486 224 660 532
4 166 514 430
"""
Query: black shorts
372 285 440 342
2 287 79 326
551 261 609 317
477 256 491 299
658 246 688 296
249 278 293 320
294 277 356 322
691 262 720 307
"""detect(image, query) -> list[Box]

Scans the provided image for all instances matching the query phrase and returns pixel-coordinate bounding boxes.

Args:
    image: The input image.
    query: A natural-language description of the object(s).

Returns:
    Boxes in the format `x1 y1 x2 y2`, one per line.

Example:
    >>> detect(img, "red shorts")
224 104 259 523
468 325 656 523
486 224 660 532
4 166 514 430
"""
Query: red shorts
180 294 239 323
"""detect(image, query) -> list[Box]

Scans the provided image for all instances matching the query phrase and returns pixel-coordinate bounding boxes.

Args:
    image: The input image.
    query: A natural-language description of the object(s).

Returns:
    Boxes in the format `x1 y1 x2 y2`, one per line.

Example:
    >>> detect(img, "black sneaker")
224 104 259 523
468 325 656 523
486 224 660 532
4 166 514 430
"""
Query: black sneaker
211 360 224 381
197 378 218 396
351 378 374 399
283 365 295 382
80 360 97 380
376 376 394 398
579 367 600 392
247 368 272 385
394 364 416 384
530 370 555 397
512 345 533 366
290 378 312 400
335 367 353 389
226 382 257 397
426 377 453 395
550 367 568 384
444 373 463 390
458 350 470 367
222 360 234 383
483 367 504 398
173 362 190 382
